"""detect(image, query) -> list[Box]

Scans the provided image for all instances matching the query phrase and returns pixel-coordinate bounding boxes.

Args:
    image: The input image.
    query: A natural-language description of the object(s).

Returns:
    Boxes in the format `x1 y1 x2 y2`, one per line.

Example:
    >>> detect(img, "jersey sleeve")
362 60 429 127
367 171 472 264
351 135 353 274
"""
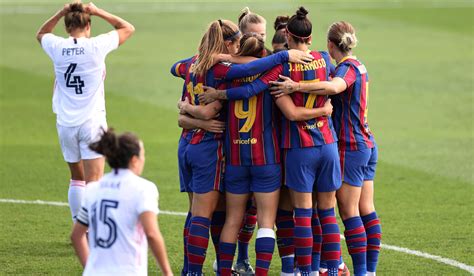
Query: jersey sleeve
171 56 194 79
41 33 62 60
92 30 120 57
335 63 357 87
136 182 159 215
224 51 289 80
226 65 283 100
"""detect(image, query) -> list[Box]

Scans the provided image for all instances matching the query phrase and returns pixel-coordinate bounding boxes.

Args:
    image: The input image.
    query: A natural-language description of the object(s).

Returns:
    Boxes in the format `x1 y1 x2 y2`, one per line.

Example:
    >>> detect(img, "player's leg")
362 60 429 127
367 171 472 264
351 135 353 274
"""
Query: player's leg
178 137 193 275
276 187 295 276
315 143 342 276
219 191 250 276
211 194 226 273
186 140 225 275
82 157 105 182
286 147 317 276
251 163 281 276
360 145 381 276
79 118 106 183
57 123 85 222
311 193 322 275
235 197 257 268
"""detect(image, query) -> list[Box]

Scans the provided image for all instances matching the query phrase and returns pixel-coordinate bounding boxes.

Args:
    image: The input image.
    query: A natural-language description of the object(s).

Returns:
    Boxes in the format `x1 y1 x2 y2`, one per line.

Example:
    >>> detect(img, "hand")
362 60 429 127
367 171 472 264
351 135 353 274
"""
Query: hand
323 98 333 116
269 75 299 98
198 86 218 104
212 54 231 65
85 2 100 16
59 4 70 16
177 99 189 115
288 49 314 64
199 120 225 133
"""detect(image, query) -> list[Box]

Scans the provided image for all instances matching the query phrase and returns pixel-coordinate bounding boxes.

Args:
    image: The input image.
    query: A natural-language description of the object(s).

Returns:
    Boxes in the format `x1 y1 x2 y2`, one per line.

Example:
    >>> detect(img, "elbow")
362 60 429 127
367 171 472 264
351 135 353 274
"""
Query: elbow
328 87 338 95
177 117 184 128
128 23 136 35
285 111 298 122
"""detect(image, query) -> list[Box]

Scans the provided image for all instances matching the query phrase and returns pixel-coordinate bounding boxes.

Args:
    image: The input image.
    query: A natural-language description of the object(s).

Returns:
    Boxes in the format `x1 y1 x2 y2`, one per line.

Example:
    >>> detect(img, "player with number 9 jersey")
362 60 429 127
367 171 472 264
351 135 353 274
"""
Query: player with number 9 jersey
36 2 135 224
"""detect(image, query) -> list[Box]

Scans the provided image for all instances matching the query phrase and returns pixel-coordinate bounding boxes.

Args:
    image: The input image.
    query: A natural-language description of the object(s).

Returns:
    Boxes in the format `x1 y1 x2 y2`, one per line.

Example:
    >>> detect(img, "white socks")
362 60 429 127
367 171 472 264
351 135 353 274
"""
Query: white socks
68 179 86 222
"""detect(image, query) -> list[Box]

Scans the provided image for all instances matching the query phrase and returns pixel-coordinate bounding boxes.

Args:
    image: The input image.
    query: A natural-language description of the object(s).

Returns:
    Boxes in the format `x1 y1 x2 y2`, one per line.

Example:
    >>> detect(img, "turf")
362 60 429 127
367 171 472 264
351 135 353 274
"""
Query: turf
0 0 473 275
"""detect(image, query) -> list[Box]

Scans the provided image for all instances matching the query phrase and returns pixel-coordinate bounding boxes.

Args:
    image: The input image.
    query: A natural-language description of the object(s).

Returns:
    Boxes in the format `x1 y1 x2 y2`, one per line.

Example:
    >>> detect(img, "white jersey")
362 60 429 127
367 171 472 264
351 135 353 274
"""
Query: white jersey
76 169 159 276
41 31 119 127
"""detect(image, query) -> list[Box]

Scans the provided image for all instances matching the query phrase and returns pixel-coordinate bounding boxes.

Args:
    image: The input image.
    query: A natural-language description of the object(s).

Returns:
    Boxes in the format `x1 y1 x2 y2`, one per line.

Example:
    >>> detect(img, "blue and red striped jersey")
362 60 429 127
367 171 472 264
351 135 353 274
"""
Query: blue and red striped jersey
225 74 281 166
279 51 338 149
332 56 375 151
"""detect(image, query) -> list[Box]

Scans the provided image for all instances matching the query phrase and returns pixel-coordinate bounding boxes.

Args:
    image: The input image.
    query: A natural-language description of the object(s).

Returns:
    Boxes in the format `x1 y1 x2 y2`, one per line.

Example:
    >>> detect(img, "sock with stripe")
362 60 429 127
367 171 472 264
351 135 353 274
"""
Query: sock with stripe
68 179 86 222
181 212 192 275
311 209 322 274
187 216 211 275
318 208 341 276
211 211 226 270
276 209 295 274
362 212 382 273
343 216 367 276
294 208 313 276
218 242 236 276
237 204 257 262
255 228 276 276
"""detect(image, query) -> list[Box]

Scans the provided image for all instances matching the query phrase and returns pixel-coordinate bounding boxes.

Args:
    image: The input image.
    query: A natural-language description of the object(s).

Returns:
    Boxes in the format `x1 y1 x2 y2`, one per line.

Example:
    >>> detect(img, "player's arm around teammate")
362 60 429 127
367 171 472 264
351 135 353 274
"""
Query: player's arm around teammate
36 2 135 223
71 129 172 276
271 21 382 276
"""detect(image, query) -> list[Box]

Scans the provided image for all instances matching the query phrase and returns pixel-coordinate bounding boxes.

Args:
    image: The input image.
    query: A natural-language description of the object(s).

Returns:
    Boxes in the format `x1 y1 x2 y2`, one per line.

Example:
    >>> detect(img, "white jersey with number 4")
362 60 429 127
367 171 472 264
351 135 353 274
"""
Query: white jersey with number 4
41 31 119 127
76 169 159 276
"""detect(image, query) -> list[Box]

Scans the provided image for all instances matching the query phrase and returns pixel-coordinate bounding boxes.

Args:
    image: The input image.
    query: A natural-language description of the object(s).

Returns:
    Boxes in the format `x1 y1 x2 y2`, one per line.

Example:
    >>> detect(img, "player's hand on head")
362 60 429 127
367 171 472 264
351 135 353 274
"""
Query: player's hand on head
270 75 298 97
60 4 70 16
85 2 99 15
288 49 313 64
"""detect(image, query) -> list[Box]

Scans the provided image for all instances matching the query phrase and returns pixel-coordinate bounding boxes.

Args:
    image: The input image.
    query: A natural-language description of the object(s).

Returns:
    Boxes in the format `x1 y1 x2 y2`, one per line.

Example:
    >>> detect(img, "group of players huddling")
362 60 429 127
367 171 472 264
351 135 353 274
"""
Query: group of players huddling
37 1 382 276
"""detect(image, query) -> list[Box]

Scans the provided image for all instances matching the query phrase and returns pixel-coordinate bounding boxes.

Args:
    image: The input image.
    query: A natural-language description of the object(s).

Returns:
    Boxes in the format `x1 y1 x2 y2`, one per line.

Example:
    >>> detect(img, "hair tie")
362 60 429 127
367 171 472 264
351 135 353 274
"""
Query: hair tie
285 27 311 39
224 30 241 41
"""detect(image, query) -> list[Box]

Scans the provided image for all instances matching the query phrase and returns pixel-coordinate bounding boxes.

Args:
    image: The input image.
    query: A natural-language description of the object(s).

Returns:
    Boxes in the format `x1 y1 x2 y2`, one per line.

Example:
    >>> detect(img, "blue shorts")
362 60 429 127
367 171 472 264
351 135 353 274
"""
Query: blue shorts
283 143 341 193
224 164 281 194
340 145 378 187
178 138 224 194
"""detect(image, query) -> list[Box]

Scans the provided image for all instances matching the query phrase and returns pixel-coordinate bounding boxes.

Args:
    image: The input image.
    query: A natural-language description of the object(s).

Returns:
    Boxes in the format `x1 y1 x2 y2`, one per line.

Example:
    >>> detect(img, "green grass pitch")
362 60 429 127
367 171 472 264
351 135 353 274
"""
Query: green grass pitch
0 0 472 274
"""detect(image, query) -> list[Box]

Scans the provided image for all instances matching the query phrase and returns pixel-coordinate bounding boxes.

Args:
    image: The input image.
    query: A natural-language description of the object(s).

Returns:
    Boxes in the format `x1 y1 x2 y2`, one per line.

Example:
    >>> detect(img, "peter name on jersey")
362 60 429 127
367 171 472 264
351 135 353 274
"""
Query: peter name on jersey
62 47 85 56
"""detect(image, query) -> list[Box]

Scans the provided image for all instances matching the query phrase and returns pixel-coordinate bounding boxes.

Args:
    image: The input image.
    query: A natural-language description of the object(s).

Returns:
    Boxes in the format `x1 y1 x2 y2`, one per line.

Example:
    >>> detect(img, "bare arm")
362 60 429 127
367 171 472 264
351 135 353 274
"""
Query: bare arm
178 114 225 133
70 223 89 267
140 212 173 276
275 96 333 121
86 3 135 45
36 4 69 43
270 75 347 97
178 100 222 120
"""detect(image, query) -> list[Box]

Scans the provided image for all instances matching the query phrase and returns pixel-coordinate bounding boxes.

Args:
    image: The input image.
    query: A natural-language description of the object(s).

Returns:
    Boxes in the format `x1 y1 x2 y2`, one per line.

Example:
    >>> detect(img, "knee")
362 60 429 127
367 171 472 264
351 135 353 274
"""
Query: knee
359 202 375 216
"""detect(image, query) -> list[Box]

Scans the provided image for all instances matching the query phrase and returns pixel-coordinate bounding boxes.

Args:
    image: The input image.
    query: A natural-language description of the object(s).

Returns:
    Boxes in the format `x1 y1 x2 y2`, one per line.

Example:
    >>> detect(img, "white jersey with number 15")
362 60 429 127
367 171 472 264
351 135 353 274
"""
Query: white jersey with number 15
41 30 119 127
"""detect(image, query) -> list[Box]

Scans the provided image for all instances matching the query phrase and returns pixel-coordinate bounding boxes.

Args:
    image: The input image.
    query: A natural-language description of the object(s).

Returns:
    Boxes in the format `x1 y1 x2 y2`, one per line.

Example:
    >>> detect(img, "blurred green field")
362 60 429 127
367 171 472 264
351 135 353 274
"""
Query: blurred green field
0 0 473 275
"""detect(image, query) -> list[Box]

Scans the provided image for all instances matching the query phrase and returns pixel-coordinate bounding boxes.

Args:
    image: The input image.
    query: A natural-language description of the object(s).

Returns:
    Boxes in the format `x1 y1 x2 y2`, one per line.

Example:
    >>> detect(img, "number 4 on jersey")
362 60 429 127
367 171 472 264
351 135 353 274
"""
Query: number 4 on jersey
64 63 85 94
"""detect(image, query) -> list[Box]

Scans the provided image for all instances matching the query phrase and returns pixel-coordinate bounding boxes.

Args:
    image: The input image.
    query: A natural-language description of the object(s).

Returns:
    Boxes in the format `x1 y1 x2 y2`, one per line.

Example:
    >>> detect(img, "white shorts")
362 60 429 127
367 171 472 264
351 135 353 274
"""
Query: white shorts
57 117 107 163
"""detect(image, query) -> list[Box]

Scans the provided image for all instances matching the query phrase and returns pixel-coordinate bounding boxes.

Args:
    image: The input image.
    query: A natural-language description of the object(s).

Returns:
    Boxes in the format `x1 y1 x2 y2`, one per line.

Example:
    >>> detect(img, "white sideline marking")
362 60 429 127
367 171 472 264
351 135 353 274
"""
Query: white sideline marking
0 198 188 216
1 198 473 274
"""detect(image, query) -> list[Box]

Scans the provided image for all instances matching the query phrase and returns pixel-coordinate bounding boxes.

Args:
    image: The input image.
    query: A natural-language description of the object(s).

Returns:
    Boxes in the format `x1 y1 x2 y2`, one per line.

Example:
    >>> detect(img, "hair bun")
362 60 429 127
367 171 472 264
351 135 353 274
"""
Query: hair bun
274 15 289 31
69 2 84 13
340 32 358 50
238 7 251 23
296 6 308 19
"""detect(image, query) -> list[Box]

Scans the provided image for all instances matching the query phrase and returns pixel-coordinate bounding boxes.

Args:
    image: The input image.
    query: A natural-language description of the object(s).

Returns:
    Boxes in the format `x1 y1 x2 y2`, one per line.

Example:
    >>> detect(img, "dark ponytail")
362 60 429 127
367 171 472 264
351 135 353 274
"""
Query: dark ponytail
286 6 312 44
64 2 91 33
89 128 141 169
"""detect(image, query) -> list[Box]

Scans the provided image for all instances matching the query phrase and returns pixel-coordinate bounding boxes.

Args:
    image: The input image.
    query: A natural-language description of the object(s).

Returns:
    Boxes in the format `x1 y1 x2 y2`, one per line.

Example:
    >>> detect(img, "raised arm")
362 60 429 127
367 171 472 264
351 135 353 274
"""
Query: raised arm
223 50 313 80
198 65 282 103
270 75 347 97
86 3 135 45
36 4 69 42
275 97 333 121
178 115 225 133
140 212 173 276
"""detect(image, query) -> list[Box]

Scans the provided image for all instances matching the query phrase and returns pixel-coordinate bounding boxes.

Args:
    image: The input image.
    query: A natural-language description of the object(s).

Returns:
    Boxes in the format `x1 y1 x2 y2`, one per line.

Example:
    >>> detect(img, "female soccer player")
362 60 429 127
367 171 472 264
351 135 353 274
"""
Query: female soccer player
272 15 289 53
70 129 172 276
171 19 312 276
36 2 135 223
270 21 382 276
215 33 334 276
199 7 343 276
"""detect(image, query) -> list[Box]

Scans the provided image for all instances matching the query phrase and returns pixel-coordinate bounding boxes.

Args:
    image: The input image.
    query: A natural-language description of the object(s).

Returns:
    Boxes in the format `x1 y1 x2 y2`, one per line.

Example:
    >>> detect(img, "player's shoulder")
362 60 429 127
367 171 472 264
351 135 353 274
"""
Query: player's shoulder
131 174 158 193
